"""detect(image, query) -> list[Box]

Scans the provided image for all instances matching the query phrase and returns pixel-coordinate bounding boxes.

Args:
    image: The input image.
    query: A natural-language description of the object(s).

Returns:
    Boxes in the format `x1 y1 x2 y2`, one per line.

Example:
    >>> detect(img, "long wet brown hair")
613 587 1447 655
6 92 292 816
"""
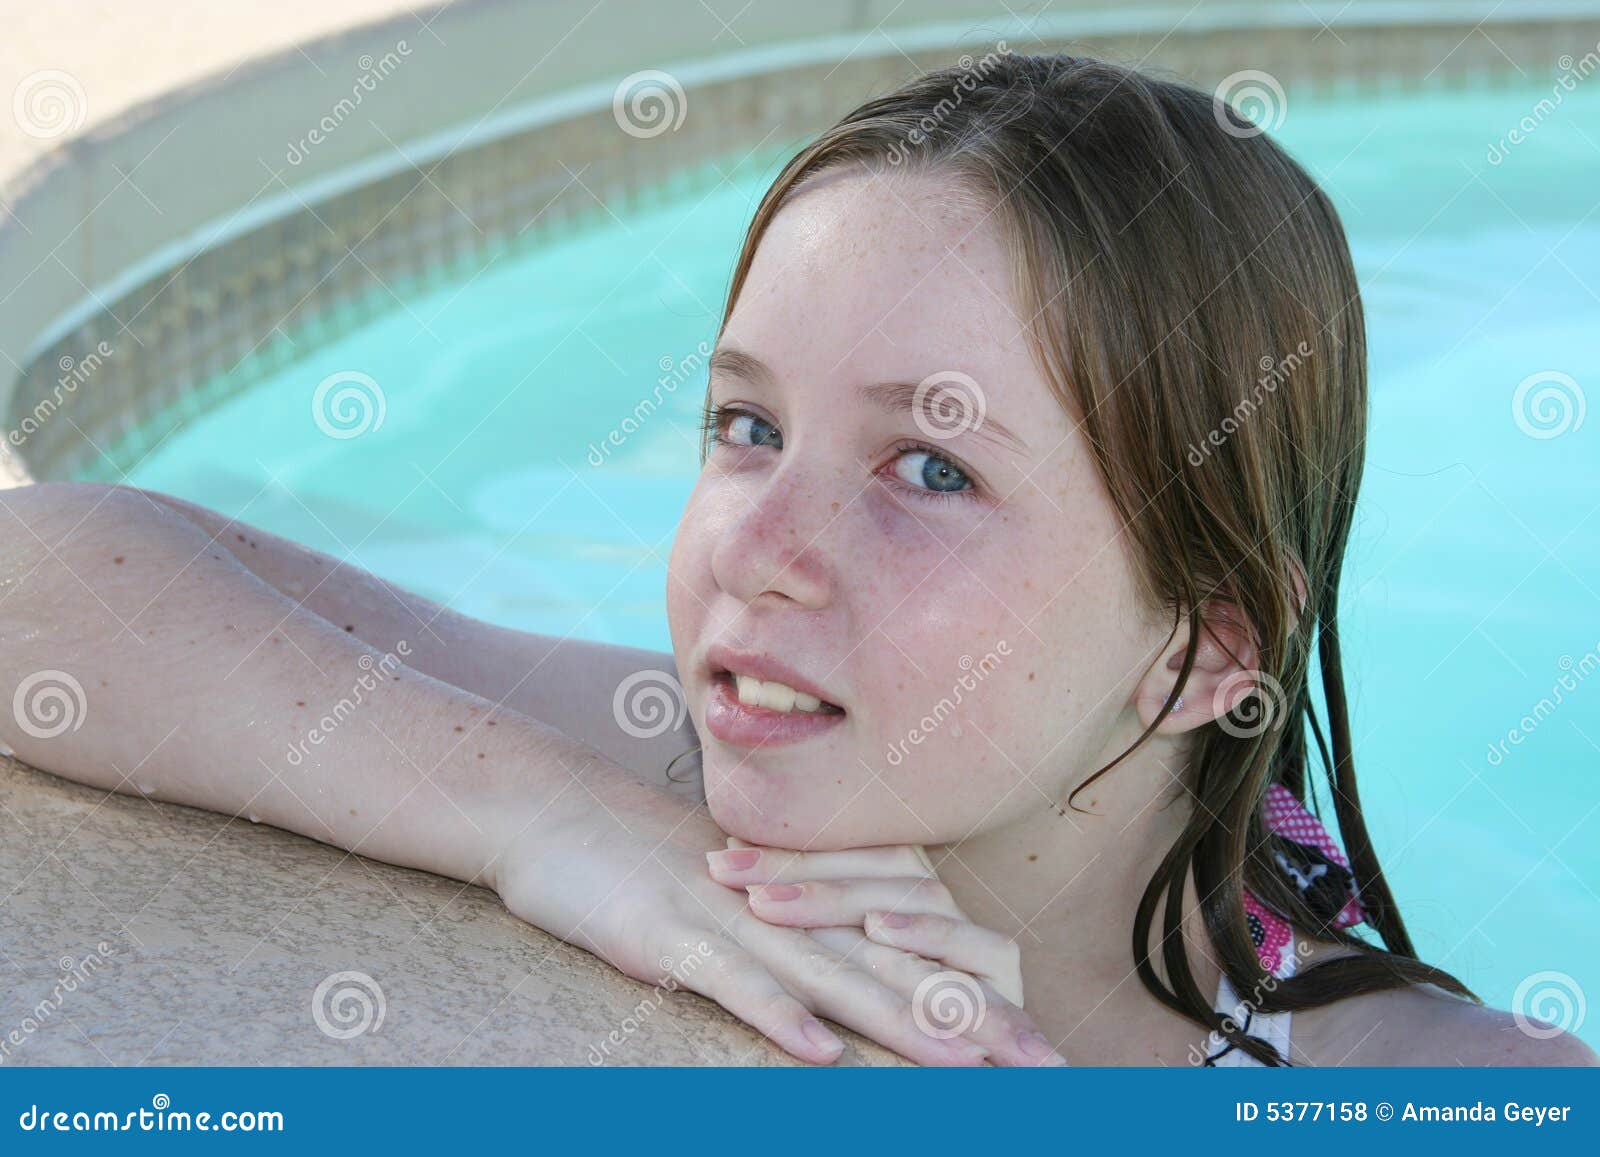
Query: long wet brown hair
698 51 1479 1064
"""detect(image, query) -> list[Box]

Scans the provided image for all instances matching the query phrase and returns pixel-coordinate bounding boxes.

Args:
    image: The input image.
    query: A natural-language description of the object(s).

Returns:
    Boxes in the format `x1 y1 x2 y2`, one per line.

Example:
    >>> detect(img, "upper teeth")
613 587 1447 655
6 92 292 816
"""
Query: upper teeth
734 674 829 713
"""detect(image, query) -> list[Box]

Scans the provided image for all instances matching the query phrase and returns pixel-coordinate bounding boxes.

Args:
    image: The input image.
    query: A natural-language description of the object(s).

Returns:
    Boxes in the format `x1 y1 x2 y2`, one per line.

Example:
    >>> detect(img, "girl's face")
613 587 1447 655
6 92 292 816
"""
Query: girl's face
667 169 1167 850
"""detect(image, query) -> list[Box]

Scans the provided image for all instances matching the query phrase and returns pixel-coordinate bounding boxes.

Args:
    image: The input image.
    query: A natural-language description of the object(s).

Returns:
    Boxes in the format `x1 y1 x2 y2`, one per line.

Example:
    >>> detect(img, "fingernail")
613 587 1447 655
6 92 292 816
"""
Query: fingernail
872 911 912 930
1018 1030 1067 1064
707 849 760 871
748 883 802 902
801 1017 844 1056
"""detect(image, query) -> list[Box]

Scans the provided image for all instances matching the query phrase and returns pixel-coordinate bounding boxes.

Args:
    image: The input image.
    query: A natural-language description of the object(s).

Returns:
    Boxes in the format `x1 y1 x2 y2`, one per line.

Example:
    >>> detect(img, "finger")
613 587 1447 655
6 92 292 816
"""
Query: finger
808 928 1065 1067
745 876 962 928
863 910 1024 1004
708 842 934 887
733 917 989 1067
667 935 847 1066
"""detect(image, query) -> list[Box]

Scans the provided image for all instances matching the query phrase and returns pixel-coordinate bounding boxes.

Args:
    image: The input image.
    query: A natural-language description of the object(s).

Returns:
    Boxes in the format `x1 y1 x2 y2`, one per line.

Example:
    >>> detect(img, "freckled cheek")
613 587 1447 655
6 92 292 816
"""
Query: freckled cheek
665 489 721 681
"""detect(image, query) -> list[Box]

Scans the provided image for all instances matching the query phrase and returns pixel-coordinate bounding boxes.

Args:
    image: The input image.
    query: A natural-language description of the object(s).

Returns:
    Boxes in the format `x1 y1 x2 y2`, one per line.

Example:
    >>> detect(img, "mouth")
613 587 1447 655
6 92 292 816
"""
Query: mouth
702 647 848 748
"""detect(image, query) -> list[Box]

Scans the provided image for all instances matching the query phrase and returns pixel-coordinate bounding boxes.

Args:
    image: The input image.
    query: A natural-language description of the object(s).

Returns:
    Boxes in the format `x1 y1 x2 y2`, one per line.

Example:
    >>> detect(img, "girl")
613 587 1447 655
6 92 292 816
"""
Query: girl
1 52 1592 1068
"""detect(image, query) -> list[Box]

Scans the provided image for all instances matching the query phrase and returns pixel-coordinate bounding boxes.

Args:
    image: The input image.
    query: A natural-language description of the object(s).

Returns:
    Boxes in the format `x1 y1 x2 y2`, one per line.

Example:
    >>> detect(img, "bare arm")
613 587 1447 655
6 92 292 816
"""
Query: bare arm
0 481 687 890
127 487 697 790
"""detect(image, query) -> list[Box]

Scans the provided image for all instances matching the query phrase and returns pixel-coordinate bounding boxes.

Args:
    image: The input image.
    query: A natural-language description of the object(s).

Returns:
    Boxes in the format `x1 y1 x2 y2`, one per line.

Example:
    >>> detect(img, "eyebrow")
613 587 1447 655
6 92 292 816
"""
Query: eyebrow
708 346 1031 457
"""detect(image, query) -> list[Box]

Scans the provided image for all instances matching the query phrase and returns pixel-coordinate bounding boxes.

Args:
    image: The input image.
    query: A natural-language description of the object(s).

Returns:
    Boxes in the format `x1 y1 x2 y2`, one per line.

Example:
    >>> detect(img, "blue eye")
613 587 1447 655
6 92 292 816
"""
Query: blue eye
891 447 972 495
703 403 782 450
701 403 979 505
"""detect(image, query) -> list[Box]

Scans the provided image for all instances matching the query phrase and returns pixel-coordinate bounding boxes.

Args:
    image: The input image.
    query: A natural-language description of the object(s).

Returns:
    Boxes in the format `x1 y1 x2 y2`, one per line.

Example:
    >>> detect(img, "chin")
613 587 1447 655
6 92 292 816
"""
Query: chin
703 773 864 851
705 771 933 852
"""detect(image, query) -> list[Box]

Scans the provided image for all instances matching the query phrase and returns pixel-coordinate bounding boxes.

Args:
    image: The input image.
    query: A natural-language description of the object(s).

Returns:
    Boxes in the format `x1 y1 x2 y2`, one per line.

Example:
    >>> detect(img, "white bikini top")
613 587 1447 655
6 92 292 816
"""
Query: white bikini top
1203 947 1297 1067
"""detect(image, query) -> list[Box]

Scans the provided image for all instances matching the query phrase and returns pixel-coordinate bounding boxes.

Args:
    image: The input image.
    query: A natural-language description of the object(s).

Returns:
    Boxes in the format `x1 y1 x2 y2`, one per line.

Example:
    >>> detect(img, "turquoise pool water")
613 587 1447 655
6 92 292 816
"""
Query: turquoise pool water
118 81 1599 1044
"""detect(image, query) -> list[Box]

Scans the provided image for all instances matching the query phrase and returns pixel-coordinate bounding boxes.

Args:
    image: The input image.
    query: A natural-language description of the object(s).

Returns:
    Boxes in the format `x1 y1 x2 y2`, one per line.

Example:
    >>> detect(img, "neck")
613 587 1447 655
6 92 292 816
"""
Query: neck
930 735 1224 1062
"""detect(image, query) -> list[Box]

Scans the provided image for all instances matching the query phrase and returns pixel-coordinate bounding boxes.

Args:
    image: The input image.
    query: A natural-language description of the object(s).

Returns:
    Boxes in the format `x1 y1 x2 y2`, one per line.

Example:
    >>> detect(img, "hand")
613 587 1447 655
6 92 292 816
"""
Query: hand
495 801 1010 1066
707 838 1066 1066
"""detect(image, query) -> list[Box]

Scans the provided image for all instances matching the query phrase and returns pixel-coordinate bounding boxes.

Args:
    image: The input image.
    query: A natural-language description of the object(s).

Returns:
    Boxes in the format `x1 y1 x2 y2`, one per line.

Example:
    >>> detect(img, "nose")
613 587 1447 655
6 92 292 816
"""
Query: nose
709 457 836 612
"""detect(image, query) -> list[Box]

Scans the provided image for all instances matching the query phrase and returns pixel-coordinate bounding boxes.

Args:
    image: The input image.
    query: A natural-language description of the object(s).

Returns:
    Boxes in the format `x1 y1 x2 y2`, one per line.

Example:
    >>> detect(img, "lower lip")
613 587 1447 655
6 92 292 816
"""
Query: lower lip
703 673 848 748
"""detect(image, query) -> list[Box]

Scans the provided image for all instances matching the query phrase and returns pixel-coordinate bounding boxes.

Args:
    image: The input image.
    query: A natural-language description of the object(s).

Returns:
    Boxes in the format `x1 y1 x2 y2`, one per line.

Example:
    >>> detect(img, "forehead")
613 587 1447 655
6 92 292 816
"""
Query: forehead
724 168 1047 401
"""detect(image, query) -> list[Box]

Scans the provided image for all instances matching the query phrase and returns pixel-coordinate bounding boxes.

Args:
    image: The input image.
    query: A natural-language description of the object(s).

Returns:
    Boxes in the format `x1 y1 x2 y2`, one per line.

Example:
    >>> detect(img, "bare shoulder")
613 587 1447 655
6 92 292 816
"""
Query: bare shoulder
1299 974 1598 1067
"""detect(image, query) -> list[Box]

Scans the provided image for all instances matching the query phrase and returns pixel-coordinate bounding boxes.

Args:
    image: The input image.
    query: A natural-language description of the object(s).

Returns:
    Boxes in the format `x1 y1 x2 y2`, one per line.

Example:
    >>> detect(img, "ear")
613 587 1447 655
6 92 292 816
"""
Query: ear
1134 601 1261 734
